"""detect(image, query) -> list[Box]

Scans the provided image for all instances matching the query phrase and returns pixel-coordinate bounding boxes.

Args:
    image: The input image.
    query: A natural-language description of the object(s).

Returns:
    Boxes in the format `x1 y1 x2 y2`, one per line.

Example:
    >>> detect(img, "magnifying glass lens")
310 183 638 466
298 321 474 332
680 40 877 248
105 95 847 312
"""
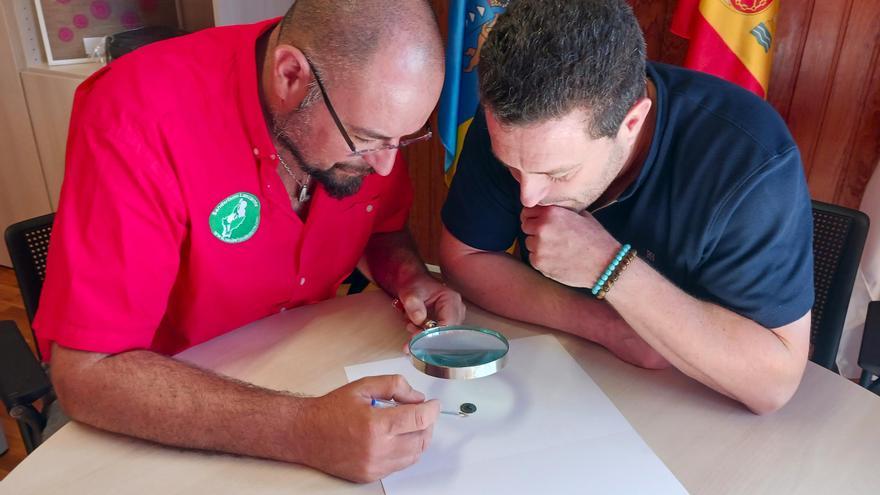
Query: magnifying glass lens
411 329 506 366
409 326 509 379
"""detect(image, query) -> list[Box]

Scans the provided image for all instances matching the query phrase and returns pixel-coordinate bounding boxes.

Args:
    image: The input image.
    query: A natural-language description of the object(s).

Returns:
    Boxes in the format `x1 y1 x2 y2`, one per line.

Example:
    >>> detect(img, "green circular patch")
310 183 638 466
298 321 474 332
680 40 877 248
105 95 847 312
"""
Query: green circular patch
209 192 260 243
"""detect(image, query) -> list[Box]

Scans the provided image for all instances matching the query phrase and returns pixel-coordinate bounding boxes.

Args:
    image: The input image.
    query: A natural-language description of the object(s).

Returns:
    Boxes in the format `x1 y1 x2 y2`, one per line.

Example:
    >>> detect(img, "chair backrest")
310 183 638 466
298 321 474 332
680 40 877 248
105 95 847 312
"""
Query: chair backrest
811 201 869 370
4 213 55 359
858 301 880 390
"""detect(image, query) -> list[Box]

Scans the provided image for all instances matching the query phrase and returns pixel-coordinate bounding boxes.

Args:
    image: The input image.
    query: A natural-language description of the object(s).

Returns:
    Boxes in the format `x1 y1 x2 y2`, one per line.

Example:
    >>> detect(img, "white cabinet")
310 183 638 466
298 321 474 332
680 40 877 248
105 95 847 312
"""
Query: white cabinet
19 64 103 212
0 3 53 266
0 0 292 266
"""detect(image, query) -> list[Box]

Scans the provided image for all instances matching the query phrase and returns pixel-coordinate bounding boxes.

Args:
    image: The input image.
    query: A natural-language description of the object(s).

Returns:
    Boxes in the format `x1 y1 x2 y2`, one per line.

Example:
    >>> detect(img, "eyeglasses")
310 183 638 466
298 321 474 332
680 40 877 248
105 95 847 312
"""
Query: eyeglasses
303 55 433 157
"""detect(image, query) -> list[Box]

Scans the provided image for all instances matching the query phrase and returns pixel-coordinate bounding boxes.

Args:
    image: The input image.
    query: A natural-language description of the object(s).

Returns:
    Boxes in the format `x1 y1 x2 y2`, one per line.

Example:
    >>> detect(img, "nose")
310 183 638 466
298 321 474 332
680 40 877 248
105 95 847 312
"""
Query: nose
363 148 398 176
519 175 548 208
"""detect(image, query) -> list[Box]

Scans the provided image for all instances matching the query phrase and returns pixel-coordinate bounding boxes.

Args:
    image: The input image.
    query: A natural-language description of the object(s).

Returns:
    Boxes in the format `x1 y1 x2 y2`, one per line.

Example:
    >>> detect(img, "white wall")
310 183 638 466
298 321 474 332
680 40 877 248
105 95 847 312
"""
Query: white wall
212 0 294 26
839 162 880 377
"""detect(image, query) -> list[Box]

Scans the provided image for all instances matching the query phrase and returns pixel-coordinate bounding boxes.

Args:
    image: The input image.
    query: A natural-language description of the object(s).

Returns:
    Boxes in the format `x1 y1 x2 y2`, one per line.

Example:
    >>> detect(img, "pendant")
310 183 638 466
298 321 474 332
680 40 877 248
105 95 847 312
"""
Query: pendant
298 184 311 203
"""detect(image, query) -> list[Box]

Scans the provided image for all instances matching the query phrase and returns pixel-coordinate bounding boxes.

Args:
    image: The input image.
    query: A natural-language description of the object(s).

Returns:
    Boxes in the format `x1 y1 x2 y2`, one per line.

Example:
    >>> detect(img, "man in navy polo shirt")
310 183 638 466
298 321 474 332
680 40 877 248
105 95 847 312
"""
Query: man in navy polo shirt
440 0 813 414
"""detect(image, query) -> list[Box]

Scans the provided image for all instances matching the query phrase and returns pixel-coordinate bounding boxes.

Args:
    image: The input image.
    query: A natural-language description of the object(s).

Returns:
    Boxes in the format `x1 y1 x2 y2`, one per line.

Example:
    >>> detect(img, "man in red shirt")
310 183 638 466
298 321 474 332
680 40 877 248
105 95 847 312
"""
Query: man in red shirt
35 0 461 483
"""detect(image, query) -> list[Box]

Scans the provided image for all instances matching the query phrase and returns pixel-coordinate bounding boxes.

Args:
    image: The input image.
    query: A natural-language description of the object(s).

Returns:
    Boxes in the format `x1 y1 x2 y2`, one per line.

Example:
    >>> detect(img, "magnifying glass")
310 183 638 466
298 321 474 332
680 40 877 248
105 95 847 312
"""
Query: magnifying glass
408 321 509 379
392 298 510 379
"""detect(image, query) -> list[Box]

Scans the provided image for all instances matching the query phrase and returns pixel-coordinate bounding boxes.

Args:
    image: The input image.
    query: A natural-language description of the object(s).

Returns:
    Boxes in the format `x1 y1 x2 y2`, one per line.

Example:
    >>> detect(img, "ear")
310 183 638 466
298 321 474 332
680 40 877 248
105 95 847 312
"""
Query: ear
616 96 652 143
270 44 312 113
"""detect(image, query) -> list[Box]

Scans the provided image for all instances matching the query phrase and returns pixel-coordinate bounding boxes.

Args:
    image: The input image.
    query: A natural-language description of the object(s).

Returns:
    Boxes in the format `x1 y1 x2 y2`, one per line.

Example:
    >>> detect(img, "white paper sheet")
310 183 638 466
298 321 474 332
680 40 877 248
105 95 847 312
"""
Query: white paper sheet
345 334 689 495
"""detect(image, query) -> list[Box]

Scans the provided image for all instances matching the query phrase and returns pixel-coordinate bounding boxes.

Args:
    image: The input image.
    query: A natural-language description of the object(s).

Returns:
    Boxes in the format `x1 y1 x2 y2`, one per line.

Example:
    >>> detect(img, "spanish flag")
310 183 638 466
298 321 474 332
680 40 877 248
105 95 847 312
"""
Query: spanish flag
671 0 778 98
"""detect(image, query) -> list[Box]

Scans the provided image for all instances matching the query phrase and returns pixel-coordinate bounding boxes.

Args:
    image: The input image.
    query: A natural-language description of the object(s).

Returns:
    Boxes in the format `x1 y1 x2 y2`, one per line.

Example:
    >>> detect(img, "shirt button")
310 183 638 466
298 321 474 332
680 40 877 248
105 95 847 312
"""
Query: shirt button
279 307 287 313
366 204 374 213
252 147 260 156
299 277 306 286
269 154 277 160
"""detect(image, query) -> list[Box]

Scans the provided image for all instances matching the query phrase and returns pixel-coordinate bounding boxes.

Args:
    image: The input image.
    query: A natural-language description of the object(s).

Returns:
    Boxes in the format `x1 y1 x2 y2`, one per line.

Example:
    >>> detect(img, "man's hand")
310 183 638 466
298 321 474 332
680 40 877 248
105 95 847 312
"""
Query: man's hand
520 206 621 288
396 275 466 335
362 230 466 336
298 375 440 483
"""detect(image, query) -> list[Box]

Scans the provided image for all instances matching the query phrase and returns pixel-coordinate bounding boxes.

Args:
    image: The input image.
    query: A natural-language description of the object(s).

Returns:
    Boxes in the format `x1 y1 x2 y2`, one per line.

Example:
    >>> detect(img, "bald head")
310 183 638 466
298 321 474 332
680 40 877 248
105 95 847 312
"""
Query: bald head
263 0 444 190
278 0 443 76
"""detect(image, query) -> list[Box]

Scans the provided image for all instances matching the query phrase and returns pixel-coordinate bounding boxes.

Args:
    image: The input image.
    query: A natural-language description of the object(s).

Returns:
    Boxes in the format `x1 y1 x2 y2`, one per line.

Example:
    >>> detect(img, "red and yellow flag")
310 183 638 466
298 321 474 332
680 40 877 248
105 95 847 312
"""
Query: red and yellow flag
671 0 778 98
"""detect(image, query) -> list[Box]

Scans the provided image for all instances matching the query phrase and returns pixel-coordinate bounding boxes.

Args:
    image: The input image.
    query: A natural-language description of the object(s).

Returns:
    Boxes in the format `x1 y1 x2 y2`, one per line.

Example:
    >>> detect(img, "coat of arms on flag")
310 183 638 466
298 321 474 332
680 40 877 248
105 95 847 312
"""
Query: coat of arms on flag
671 0 779 98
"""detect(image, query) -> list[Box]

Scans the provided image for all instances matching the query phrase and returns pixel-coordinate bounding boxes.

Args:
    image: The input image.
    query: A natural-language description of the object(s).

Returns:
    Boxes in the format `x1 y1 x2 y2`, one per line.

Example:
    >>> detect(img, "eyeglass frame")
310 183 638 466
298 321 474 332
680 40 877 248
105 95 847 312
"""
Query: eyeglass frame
302 55 433 157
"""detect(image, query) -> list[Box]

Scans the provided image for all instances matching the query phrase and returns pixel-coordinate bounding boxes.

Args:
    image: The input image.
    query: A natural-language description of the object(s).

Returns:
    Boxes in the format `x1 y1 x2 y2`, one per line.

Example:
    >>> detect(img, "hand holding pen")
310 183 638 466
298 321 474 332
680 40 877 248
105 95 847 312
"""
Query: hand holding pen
372 398 471 417
300 375 439 483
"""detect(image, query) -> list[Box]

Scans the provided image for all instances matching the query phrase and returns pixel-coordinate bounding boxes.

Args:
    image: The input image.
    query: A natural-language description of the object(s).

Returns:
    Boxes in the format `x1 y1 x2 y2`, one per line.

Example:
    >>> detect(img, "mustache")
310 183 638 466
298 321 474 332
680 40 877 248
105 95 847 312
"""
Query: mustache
333 162 374 176
274 124 373 177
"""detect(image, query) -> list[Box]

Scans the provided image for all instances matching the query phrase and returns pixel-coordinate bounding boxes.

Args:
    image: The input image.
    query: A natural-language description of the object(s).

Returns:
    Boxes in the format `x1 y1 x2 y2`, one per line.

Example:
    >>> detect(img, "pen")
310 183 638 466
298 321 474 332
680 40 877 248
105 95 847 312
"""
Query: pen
371 398 469 417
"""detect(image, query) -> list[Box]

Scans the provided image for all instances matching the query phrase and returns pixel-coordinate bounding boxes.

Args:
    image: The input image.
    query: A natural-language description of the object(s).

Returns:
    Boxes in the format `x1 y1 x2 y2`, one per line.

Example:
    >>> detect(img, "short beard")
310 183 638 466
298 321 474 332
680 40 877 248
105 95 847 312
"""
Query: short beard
582 140 627 208
539 140 627 212
302 159 370 199
271 106 373 200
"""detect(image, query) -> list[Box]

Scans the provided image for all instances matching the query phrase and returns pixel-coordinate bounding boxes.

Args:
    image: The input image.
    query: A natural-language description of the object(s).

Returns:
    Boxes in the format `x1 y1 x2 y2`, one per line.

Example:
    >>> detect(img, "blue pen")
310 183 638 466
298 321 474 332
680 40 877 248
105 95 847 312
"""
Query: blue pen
371 398 469 416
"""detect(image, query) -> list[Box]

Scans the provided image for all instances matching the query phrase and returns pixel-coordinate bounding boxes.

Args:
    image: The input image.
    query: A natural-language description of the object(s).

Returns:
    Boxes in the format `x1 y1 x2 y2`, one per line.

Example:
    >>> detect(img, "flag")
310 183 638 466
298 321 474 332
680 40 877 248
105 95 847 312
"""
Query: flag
671 0 778 98
438 0 509 182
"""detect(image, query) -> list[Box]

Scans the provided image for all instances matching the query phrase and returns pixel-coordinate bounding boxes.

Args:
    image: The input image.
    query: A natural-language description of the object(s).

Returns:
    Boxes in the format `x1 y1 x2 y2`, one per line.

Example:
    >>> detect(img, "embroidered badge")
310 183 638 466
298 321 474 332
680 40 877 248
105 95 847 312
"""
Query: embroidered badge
209 192 260 243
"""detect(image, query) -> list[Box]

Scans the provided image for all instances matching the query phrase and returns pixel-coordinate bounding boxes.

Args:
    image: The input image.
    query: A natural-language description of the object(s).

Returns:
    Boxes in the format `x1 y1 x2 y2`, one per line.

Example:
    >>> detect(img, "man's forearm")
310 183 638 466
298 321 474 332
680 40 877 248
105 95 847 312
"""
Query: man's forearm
607 259 809 414
441 250 605 335
363 230 431 295
51 344 308 463
439 249 668 370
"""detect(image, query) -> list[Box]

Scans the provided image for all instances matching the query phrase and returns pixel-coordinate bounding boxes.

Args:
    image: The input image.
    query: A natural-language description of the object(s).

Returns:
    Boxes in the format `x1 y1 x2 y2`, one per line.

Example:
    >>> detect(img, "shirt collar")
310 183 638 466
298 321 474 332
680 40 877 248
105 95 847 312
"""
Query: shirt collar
614 62 665 204
233 18 283 160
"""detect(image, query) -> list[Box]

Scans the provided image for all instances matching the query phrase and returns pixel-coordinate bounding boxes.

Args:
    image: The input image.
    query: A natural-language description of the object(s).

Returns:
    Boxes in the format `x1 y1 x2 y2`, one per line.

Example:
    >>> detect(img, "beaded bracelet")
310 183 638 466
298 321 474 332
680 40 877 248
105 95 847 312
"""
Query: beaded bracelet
591 244 630 296
591 244 637 299
596 249 637 300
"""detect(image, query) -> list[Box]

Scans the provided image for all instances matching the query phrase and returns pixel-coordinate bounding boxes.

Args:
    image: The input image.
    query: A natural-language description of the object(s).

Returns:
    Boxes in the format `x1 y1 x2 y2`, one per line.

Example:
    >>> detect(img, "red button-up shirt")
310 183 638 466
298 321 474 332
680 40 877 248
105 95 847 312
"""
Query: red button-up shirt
34 19 413 358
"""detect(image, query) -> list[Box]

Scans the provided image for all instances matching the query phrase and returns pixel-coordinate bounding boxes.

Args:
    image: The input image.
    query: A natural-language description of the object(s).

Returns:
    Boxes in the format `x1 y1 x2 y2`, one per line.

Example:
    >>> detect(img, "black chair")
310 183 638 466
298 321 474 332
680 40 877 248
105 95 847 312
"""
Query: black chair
858 302 880 394
342 268 371 294
0 321 52 453
2 213 56 453
5 213 54 356
810 201 870 371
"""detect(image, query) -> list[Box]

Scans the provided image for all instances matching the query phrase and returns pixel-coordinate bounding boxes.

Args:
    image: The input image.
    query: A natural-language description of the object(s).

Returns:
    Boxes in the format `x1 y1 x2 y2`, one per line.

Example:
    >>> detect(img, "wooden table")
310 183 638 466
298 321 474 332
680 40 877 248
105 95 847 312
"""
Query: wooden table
2 291 879 494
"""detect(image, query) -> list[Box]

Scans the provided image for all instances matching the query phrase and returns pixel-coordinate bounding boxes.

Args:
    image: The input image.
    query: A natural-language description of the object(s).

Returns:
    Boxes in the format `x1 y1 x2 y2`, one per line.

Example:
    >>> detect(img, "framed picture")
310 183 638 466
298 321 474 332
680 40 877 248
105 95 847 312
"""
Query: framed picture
34 0 181 65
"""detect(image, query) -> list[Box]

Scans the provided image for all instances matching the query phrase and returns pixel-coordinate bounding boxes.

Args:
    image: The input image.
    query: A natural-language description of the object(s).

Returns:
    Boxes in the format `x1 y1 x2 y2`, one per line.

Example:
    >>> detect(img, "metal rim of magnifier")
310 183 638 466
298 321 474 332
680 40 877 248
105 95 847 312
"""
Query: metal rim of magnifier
408 326 510 379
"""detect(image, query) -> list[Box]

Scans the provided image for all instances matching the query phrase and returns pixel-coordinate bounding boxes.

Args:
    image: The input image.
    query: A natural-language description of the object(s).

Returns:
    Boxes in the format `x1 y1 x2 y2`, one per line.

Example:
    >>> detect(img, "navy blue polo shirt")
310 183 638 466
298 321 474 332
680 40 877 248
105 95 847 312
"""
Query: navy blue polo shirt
442 62 814 329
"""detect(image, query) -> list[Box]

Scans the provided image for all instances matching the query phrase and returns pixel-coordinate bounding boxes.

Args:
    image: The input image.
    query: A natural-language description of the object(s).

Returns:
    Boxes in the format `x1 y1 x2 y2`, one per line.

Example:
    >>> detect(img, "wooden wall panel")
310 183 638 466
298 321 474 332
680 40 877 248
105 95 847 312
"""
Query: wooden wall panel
407 0 880 264
830 0 880 208
785 0 852 185
809 0 880 202
632 0 668 60
767 0 813 120
403 0 450 264
178 0 215 32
